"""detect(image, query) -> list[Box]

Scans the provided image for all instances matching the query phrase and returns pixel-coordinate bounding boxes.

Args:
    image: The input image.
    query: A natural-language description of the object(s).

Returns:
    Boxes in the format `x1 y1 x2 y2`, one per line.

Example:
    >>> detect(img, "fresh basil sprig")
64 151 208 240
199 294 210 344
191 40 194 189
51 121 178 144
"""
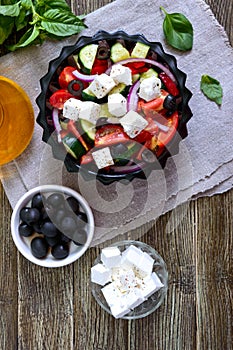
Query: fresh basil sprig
160 6 193 51
0 0 87 51
200 75 223 105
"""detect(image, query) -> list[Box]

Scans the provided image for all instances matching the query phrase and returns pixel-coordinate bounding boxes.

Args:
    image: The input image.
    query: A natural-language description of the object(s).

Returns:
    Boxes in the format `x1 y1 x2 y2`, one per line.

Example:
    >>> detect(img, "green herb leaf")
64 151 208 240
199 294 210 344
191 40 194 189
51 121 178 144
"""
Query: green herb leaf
200 75 223 105
41 9 86 37
7 25 40 51
0 1 20 17
0 0 86 52
160 6 193 51
0 14 14 44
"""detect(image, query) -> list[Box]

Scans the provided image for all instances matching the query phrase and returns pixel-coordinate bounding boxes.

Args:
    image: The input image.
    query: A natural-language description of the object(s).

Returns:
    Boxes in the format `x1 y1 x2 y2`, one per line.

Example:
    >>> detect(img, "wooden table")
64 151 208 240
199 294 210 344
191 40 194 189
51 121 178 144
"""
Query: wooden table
0 1 232 349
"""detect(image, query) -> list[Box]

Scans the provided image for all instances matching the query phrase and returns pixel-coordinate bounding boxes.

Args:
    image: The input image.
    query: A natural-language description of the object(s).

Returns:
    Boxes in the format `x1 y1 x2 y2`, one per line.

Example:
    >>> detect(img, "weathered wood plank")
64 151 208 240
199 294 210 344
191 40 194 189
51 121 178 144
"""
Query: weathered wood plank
0 183 18 350
196 191 233 350
129 202 197 350
17 259 74 350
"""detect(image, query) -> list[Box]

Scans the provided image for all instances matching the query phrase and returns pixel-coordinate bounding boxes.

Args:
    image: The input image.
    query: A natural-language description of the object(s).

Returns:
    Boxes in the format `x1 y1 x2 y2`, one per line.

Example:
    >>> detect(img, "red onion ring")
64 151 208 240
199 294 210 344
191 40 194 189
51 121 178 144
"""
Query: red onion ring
127 80 140 112
72 69 97 82
52 108 62 142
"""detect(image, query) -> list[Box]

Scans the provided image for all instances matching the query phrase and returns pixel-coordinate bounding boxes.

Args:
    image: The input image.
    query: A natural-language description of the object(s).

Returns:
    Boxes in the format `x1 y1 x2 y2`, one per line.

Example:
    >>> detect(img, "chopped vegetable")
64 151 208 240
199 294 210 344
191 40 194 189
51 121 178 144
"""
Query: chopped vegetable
46 38 182 170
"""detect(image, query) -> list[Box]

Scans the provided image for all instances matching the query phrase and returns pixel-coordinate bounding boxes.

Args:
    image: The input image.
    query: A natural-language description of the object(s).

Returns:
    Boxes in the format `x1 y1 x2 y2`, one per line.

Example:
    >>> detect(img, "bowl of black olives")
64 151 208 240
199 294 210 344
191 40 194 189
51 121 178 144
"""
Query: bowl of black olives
11 185 95 267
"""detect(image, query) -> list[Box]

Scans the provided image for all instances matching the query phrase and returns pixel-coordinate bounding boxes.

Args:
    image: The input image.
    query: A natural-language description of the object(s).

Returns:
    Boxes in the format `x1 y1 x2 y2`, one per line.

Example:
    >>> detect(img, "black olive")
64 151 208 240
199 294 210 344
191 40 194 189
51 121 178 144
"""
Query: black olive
31 193 45 210
60 233 71 244
111 143 128 157
141 149 156 163
52 244 69 259
46 193 65 208
72 228 87 246
96 117 108 128
19 207 40 226
41 220 59 237
76 212 88 228
33 221 43 233
66 196 80 214
67 80 84 97
31 237 49 259
163 94 178 111
45 234 61 247
18 222 34 237
60 215 77 234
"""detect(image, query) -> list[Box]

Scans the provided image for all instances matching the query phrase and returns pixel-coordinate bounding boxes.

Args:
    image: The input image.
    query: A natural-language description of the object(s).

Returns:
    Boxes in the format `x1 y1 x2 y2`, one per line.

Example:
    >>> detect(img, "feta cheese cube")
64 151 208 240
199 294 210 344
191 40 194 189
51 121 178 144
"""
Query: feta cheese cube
110 303 131 319
101 281 122 307
63 98 82 121
118 268 137 292
108 93 127 117
101 246 122 268
134 252 154 278
138 76 161 102
89 73 116 99
79 101 101 124
110 64 132 85
92 147 114 169
141 272 164 299
122 289 145 309
121 245 144 269
120 110 148 138
91 263 112 286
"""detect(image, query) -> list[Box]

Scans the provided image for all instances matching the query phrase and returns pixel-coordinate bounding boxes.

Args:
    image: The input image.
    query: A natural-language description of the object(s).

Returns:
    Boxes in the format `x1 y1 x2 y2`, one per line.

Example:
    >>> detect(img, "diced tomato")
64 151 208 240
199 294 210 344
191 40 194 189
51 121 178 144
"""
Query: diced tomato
95 125 129 146
58 66 78 89
125 62 149 75
157 111 179 148
138 89 169 116
80 152 93 165
134 116 159 143
159 72 180 96
91 58 109 75
49 89 73 110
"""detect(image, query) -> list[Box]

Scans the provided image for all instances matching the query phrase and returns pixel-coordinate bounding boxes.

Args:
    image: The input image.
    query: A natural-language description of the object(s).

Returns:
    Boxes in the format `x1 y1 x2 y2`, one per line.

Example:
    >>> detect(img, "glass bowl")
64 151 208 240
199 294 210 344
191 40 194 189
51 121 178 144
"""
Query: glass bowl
91 240 168 319
36 30 192 184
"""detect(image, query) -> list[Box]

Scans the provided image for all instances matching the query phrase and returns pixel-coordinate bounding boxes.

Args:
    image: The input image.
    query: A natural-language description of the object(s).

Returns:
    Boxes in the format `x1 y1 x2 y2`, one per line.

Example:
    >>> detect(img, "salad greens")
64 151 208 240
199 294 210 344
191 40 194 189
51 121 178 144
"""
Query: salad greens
0 0 86 51
160 6 193 51
200 75 223 105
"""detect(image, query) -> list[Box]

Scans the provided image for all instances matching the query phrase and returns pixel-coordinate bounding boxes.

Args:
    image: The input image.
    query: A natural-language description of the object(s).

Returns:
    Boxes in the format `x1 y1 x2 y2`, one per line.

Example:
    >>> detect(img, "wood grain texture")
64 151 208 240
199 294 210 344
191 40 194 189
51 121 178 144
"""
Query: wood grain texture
0 0 232 349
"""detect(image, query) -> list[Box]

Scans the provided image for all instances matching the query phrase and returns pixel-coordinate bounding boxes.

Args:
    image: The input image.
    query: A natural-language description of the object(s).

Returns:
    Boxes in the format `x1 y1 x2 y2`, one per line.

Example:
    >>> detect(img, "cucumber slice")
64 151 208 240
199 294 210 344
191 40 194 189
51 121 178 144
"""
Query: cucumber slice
62 133 86 160
79 44 98 73
110 43 130 62
80 119 96 144
109 83 127 95
113 142 141 165
140 68 158 81
82 87 97 102
131 42 150 58
99 103 113 118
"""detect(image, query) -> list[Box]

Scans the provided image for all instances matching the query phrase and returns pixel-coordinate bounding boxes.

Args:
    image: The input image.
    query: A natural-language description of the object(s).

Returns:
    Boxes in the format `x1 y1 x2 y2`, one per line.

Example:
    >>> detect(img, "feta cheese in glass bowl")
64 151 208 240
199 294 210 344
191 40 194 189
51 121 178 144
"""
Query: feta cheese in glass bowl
90 240 168 319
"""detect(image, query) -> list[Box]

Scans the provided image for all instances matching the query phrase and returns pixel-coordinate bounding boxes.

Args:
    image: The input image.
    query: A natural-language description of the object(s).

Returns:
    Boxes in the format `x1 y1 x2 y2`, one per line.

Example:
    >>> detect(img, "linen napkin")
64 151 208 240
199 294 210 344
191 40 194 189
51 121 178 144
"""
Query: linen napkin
0 0 232 246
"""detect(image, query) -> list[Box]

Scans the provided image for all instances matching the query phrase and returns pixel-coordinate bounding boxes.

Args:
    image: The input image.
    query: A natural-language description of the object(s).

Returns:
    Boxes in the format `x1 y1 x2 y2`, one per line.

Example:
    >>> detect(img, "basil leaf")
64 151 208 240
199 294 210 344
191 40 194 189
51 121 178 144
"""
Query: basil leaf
0 14 14 44
160 6 193 51
41 9 86 37
0 1 20 16
7 25 40 51
15 8 28 31
200 75 223 105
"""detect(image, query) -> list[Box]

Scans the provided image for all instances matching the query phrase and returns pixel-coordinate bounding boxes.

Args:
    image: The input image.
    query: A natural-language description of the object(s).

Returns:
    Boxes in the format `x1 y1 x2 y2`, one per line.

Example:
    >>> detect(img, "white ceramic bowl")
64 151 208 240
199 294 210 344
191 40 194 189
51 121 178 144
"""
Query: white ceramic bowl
11 185 95 268
91 240 168 319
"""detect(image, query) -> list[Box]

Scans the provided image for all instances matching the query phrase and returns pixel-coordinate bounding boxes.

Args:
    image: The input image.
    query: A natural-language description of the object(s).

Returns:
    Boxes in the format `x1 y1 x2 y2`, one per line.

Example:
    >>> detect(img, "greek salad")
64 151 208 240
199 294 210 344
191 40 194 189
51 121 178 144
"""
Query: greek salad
47 39 181 172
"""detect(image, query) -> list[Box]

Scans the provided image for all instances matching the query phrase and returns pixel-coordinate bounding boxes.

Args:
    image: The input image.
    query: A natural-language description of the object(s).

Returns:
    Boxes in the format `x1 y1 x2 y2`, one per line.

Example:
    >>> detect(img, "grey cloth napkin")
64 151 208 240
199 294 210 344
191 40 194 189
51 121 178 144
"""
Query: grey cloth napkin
0 0 232 246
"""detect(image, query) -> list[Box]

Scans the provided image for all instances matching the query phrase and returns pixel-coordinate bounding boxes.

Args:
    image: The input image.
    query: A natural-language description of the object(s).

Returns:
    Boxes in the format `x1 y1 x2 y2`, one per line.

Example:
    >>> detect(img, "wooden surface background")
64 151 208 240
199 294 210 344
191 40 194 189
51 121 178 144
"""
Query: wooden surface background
0 0 232 349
